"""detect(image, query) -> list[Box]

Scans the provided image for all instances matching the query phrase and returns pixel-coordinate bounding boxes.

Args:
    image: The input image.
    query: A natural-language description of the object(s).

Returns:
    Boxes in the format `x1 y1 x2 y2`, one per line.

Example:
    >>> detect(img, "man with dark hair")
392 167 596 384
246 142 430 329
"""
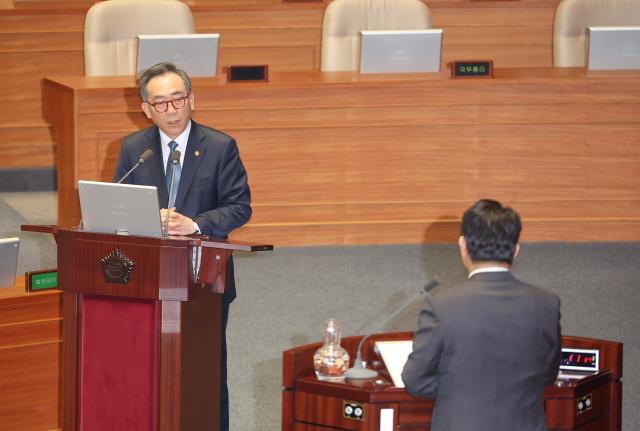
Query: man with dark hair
115 62 251 431
402 199 561 431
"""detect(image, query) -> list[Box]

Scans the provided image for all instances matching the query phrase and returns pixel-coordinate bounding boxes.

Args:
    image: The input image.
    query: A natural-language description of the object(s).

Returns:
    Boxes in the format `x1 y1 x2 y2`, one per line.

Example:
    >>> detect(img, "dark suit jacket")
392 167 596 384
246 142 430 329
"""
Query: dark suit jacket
402 271 561 431
114 121 252 303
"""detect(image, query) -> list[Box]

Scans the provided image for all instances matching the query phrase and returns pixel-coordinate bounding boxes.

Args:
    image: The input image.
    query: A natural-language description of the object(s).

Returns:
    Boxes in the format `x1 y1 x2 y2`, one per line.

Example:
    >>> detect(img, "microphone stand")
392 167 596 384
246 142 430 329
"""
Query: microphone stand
117 162 142 184
344 278 439 380
116 149 154 184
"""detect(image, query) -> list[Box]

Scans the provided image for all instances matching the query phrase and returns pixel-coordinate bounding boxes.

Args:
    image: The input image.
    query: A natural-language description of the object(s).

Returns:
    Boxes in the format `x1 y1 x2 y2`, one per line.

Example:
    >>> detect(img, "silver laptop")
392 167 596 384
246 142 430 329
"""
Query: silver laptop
0 237 19 288
137 33 220 77
588 26 640 70
359 29 443 74
78 180 163 237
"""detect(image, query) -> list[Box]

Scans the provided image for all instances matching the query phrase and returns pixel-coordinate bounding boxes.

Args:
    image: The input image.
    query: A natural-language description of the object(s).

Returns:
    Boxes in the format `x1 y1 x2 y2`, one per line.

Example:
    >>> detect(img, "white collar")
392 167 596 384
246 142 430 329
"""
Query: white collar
468 266 510 279
160 120 191 166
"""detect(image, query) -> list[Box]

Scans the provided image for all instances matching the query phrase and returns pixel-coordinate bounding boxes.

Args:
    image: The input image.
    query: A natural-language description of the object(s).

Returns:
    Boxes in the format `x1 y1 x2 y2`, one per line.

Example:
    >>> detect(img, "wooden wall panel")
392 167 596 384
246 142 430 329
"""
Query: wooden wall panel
0 31 81 52
0 283 61 431
44 70 640 245
0 13 84 33
3 49 84 131
433 1 559 68
2 0 565 176
214 27 321 47
0 126 54 167
190 0 279 4
220 45 318 70
432 6 555 26
0 343 61 431
7 0 640 246
443 44 551 67
192 5 323 29
443 26 550 45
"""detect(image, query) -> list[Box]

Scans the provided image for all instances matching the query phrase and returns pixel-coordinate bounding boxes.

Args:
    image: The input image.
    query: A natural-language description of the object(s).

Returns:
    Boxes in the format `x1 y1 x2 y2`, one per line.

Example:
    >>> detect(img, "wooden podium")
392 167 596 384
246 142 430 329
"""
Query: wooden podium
23 225 271 431
283 332 622 431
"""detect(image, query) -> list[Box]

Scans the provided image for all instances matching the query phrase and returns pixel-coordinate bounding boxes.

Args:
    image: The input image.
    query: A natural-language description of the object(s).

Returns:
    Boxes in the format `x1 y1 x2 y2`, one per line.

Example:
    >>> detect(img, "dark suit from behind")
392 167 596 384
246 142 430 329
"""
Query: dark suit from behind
402 271 561 431
115 120 251 431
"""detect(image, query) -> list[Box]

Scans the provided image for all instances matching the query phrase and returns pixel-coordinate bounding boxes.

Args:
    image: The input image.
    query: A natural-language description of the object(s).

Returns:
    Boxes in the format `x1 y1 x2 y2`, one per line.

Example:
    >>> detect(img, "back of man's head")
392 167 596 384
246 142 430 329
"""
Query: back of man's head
461 199 521 265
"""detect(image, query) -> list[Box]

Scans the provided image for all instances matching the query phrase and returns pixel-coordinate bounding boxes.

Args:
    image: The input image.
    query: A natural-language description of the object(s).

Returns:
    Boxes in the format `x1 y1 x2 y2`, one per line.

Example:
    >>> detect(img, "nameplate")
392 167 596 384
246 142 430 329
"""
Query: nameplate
226 65 269 83
26 268 58 291
451 60 493 79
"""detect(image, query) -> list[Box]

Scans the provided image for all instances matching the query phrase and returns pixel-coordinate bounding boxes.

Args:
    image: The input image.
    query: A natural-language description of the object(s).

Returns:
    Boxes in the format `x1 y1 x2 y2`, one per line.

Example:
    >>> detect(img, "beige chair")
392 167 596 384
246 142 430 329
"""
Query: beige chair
84 0 195 76
553 0 640 67
320 0 431 72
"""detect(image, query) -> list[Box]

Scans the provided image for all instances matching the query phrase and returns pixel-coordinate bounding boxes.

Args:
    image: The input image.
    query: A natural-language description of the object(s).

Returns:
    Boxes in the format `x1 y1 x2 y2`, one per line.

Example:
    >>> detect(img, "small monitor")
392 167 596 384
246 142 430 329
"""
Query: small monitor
559 347 599 373
137 33 220 77
359 29 443 74
78 180 163 238
0 237 19 288
587 26 640 70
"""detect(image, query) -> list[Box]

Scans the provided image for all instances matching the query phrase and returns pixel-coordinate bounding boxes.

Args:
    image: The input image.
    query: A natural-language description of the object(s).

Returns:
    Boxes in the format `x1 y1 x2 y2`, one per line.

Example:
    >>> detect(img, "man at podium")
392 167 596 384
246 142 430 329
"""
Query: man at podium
114 62 252 431
402 199 561 431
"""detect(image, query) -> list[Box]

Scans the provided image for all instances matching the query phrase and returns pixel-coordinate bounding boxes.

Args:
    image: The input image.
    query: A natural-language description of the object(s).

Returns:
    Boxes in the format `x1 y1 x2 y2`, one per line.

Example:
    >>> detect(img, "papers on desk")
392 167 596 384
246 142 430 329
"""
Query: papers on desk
374 340 413 388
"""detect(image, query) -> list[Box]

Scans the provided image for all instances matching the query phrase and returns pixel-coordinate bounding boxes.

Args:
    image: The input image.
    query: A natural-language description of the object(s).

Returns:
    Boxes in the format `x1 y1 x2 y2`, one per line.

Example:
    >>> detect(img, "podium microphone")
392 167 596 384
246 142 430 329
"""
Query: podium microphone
164 149 181 236
344 278 440 380
116 148 154 184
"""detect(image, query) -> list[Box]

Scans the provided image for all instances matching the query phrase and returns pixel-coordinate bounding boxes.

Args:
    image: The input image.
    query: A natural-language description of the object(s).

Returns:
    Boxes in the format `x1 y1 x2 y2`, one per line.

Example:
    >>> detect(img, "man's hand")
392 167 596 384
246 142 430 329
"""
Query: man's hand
161 207 197 235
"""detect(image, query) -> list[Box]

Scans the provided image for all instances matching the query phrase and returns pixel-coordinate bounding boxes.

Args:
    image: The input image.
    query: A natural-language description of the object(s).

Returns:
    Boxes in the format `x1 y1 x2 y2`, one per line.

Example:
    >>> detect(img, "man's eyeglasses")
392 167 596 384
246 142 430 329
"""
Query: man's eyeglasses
146 94 190 113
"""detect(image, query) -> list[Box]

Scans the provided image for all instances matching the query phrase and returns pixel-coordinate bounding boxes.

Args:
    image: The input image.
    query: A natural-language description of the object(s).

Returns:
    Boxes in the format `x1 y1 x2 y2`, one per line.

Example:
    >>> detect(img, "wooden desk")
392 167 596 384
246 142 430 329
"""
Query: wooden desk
43 69 640 246
0 277 61 431
283 333 623 431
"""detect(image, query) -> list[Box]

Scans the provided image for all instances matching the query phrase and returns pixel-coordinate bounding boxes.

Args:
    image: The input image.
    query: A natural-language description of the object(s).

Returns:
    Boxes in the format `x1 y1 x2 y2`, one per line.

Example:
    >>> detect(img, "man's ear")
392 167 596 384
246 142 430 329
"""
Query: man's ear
458 235 467 257
189 93 195 110
513 243 521 260
459 235 473 271
141 102 152 119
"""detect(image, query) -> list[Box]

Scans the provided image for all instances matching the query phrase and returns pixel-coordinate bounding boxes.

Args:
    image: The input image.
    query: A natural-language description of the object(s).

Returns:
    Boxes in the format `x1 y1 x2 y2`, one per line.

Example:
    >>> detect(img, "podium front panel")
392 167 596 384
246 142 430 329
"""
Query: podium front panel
79 295 159 431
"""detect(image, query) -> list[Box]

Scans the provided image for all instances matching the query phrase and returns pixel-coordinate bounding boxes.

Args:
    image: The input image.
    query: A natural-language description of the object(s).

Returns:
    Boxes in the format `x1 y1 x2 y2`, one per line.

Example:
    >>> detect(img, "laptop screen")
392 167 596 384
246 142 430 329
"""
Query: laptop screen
359 29 442 74
137 33 220 77
78 181 163 238
0 237 19 288
588 26 640 70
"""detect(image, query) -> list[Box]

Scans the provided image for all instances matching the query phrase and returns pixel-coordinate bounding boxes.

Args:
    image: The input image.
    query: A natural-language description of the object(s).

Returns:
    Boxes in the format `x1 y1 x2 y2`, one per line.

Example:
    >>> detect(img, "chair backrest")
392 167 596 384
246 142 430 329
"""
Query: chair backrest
321 0 431 72
553 0 640 67
84 0 195 76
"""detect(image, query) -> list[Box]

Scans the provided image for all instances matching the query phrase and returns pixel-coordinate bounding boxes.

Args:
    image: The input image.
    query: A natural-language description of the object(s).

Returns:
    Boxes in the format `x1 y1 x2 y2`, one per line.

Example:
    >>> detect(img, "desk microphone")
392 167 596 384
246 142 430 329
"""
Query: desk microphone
116 148 154 184
164 149 181 236
344 278 439 380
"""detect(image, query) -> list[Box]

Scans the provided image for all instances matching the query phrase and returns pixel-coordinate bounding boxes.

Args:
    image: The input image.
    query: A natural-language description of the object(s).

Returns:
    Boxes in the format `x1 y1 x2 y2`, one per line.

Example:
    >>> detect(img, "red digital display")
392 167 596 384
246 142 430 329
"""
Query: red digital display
564 353 594 366
560 348 599 371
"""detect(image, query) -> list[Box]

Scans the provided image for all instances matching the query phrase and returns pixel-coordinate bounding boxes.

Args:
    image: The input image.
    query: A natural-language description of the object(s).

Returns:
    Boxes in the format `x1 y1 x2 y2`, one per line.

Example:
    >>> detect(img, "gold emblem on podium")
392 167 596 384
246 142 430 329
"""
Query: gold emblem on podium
100 249 135 284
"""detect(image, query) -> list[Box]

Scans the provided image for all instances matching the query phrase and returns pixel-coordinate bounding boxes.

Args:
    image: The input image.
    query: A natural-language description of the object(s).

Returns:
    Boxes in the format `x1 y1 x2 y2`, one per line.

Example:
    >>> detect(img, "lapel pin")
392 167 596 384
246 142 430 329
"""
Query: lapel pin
194 150 200 157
